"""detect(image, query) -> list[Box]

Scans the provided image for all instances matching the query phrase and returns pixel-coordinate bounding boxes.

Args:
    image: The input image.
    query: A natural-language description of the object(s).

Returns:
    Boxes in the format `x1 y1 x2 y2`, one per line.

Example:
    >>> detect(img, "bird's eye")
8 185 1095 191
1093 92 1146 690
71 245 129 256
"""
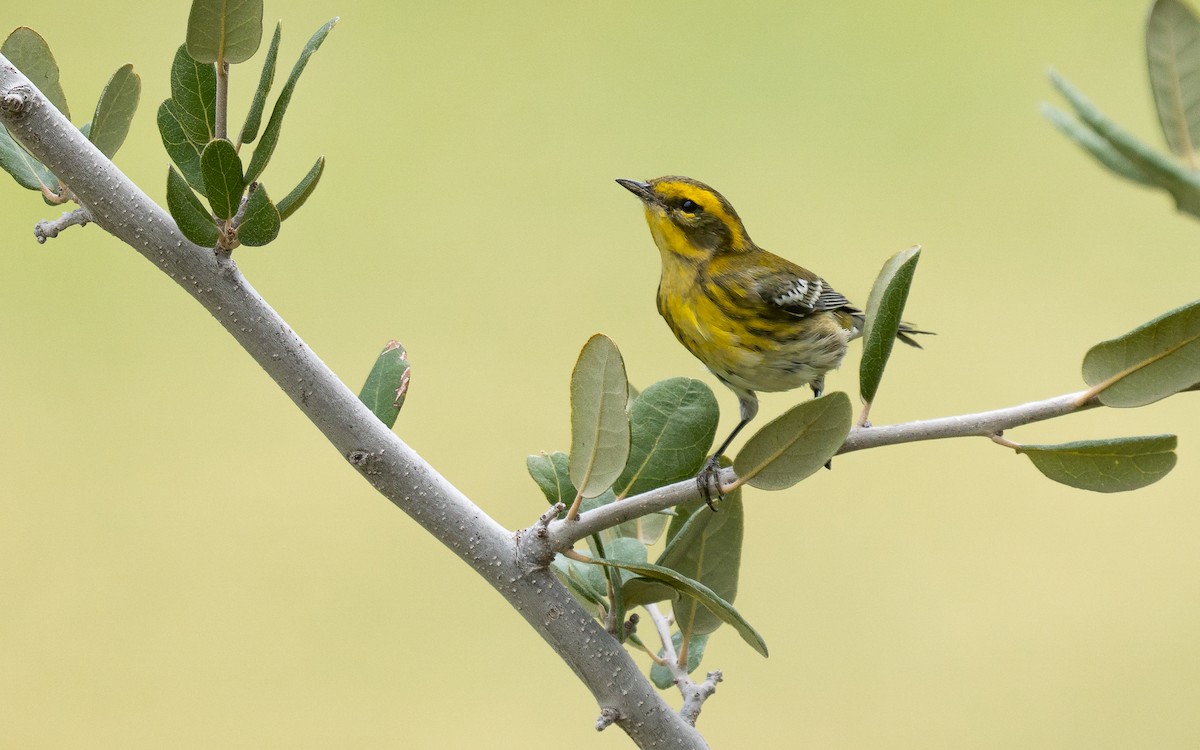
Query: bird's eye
680 199 701 213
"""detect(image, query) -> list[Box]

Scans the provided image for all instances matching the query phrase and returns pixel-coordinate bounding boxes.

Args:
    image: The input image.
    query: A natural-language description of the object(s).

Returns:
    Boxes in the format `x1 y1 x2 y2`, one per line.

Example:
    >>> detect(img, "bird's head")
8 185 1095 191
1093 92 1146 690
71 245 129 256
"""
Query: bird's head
616 176 753 260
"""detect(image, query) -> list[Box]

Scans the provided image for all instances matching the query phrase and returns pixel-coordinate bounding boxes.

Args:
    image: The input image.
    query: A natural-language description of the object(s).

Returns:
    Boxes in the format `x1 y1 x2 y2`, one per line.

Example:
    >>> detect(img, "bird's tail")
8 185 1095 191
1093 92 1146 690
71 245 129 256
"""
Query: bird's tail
848 309 934 348
896 321 934 349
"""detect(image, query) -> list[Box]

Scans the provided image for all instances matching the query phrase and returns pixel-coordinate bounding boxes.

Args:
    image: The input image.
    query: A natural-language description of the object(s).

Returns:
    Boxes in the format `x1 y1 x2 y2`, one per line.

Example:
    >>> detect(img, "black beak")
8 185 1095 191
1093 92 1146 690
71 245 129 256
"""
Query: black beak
616 178 654 203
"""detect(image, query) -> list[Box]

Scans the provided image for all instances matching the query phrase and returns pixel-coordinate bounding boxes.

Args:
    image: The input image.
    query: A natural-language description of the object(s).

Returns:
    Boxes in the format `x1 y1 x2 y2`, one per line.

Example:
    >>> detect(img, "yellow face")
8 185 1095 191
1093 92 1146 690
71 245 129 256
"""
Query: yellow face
617 176 752 260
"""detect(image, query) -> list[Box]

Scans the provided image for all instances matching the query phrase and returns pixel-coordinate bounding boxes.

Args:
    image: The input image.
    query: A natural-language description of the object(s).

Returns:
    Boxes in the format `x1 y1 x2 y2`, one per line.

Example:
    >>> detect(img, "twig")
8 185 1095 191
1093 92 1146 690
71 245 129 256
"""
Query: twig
34 206 92 243
679 671 723 727
645 604 721 726
545 390 1101 550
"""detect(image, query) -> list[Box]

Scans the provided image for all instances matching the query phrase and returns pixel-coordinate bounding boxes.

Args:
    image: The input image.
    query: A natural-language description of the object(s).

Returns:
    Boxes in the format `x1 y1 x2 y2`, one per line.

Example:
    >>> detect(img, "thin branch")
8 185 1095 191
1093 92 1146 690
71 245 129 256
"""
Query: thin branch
837 390 1100 454
0 58 708 750
679 671 723 727
34 206 92 243
545 390 1102 550
644 603 721 727
646 603 677 664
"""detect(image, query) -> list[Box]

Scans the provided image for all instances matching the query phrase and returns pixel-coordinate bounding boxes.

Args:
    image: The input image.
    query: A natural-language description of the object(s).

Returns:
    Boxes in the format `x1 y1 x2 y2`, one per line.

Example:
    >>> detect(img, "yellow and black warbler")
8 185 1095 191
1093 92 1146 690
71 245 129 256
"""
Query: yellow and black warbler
617 175 928 495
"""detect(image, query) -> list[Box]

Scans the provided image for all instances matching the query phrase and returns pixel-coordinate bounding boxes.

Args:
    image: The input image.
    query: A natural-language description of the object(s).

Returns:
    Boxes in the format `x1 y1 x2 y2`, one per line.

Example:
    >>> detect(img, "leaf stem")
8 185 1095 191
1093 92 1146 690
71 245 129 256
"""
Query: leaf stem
990 433 1021 450
214 60 229 140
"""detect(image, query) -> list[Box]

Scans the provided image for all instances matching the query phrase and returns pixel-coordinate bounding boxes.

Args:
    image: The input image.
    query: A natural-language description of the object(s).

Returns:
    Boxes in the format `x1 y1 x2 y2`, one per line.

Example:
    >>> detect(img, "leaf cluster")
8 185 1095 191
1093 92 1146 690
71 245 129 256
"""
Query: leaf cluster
527 334 862 686
159 0 335 251
0 27 140 203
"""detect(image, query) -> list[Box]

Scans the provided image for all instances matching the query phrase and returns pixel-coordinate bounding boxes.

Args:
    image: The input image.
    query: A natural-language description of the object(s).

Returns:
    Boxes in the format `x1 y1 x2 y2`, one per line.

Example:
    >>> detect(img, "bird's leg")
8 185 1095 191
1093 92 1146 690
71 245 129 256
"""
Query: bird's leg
698 393 759 510
811 376 834 469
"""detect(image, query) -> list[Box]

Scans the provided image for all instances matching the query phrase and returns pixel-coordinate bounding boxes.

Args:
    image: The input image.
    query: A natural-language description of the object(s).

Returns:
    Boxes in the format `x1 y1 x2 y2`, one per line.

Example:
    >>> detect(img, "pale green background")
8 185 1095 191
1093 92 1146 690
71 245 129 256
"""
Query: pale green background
3 1 1199 748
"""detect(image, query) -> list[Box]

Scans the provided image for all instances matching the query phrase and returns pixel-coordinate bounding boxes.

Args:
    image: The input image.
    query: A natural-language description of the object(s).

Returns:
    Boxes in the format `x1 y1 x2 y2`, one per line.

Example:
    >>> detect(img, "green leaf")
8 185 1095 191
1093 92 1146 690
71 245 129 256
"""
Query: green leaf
527 451 574 505
87 64 141 159
569 334 631 499
1147 0 1200 162
616 378 718 497
659 486 743 637
186 0 264 64
664 497 705 549
1017 435 1177 493
245 17 338 184
1082 300 1200 407
166 45 216 144
606 537 650 585
551 554 609 609
166 166 219 247
239 21 281 146
615 377 718 543
650 632 710 690
733 392 853 490
2 27 71 118
1040 104 1156 186
578 555 767 657
199 138 245 220
356 340 410 429
525 454 615 521
860 245 921 405
0 128 58 194
621 577 679 608
1047 68 1200 218
236 182 280 246
157 100 207 196
276 156 325 220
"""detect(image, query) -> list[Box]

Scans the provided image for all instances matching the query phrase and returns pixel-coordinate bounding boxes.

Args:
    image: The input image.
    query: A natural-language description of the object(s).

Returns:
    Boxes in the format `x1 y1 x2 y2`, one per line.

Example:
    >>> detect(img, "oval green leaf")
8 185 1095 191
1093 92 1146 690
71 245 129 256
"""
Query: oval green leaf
578 555 767 657
620 577 678 609
3 27 71 118
245 17 338 184
1082 300 1200 407
166 166 219 247
166 45 217 144
860 245 921 404
1147 0 1200 162
615 377 718 543
199 138 244 220
617 378 718 498
0 128 58 194
527 451 574 505
1017 435 1177 493
157 101 207 196
277 156 325 221
88 64 141 159
658 486 743 637
239 21 281 145
356 340 410 429
733 391 853 491
187 0 264 64
236 182 280 246
569 334 631 499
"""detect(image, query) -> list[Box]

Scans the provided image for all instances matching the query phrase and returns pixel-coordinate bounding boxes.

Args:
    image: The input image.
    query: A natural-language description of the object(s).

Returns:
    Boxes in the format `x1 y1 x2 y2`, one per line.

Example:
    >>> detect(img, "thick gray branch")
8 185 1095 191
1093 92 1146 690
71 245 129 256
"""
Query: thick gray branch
0 58 706 749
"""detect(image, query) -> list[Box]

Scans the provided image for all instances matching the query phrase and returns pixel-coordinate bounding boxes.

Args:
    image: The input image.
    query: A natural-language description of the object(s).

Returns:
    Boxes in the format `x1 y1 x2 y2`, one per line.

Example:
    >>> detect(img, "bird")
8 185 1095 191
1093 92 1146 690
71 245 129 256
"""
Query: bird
616 175 928 503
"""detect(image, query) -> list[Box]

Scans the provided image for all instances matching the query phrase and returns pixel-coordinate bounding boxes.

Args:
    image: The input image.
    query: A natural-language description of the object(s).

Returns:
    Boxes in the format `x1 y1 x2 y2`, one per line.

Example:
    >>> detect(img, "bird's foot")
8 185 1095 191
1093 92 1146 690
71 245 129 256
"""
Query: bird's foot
696 456 724 511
